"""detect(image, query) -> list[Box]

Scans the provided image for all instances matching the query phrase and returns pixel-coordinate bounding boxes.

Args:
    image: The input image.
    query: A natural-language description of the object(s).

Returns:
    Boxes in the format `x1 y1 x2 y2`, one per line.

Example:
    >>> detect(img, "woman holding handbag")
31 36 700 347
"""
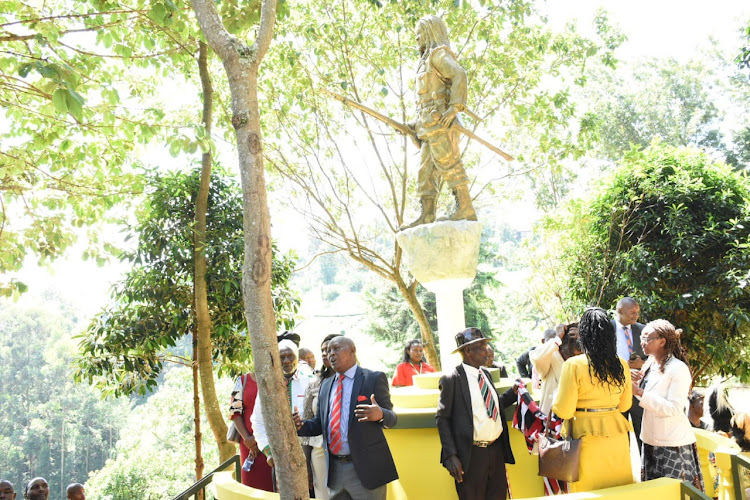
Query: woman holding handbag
631 320 704 490
228 372 273 490
551 307 634 492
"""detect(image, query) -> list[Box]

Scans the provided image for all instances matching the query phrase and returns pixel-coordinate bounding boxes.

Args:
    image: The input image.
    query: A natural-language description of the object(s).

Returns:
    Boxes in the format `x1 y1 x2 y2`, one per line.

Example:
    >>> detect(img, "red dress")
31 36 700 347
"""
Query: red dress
391 361 436 386
232 374 273 490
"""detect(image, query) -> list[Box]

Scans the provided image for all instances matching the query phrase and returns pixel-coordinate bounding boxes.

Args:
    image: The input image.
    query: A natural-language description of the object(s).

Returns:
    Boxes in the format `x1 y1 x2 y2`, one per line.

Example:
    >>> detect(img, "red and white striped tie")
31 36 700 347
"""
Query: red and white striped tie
329 376 344 454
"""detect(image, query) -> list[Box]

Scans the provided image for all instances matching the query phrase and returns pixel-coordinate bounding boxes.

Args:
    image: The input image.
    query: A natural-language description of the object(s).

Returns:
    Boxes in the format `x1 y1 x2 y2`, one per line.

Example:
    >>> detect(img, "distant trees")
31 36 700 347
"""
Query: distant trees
84 367 229 500
0 298 129 498
583 58 723 162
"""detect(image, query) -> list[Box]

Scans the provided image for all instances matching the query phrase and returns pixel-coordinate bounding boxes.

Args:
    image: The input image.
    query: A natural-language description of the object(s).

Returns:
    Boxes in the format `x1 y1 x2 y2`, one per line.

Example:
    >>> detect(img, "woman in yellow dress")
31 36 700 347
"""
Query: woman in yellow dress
551 307 634 492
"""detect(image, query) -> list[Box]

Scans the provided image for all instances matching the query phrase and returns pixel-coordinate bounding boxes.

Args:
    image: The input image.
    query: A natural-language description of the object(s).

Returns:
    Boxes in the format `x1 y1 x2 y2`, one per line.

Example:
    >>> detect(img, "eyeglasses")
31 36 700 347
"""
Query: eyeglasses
640 335 661 343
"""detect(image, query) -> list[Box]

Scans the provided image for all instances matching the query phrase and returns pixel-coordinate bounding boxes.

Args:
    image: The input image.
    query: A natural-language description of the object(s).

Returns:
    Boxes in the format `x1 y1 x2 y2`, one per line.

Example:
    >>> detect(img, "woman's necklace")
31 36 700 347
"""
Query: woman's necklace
410 361 423 375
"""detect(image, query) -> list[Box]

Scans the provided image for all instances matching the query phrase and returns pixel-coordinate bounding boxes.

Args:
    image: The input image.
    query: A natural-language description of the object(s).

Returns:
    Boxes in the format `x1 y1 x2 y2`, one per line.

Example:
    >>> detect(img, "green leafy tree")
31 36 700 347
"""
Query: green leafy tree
0 0 273 297
539 144 750 382
74 170 299 463
76 169 299 391
737 21 750 71
189 0 312 494
265 0 623 369
0 297 129 498
0 0 191 296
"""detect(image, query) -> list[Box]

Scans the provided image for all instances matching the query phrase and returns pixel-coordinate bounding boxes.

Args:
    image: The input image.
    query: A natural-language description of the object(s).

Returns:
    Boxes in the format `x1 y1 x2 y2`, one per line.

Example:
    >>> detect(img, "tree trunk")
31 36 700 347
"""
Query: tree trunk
189 1 309 498
192 332 205 498
194 40 236 462
397 277 441 371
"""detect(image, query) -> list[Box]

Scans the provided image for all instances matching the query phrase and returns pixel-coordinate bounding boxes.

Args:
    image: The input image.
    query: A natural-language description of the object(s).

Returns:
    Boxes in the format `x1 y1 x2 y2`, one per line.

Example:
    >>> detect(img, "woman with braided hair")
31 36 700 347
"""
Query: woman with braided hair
631 319 704 490
551 307 634 492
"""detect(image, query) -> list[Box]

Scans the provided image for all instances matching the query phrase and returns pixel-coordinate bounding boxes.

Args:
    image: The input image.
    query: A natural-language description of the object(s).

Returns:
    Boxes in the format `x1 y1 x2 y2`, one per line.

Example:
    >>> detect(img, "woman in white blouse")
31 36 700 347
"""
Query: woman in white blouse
631 319 704 491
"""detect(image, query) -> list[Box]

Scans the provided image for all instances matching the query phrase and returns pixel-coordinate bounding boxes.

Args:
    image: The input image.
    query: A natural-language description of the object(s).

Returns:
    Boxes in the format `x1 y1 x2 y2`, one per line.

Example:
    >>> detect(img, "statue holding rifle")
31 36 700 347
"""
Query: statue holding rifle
323 15 513 229
405 14 474 229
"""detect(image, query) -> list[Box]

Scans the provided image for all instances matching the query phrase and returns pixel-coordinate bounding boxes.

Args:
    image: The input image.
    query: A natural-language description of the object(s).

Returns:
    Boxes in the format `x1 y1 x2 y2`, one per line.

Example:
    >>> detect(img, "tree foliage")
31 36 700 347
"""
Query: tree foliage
263 0 622 365
540 144 750 382
0 297 129 497
583 58 723 162
75 170 300 397
0 0 186 296
737 21 750 71
84 367 230 499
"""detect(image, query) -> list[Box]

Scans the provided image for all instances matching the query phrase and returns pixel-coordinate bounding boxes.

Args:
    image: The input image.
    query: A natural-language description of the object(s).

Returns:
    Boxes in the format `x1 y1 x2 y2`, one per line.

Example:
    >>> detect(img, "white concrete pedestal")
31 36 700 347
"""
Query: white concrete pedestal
396 221 483 371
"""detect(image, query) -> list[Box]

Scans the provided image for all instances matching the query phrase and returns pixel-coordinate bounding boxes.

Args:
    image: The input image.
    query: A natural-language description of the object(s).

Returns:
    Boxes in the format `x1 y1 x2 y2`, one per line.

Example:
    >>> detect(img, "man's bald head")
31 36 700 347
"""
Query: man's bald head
66 483 85 500
0 480 16 500
616 297 640 326
327 336 357 374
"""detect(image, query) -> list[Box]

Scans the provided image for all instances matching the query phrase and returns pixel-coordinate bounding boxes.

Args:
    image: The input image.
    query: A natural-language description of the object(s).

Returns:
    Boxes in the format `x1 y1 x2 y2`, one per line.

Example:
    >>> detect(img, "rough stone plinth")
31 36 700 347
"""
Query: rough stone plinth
396 220 483 285
396 220 483 371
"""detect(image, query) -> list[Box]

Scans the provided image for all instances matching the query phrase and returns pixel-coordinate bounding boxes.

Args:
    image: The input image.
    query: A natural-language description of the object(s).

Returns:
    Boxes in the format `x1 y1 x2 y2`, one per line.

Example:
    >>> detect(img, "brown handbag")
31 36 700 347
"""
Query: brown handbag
538 417 582 483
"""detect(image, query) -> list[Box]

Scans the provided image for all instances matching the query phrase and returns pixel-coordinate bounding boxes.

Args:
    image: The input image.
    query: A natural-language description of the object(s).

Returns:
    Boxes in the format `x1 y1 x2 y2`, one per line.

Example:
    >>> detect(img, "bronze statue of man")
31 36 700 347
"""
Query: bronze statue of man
404 15 475 229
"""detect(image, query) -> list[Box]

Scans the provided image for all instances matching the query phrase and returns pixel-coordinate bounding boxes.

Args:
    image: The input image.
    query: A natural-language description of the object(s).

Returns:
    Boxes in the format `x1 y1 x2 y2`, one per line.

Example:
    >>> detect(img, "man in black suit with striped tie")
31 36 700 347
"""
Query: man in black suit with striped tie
295 336 398 500
436 328 516 500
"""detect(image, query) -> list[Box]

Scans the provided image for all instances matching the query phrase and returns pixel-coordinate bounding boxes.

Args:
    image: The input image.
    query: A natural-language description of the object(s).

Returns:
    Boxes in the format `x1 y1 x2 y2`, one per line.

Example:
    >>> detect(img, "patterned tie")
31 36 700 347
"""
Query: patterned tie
478 371 498 421
329 375 344 454
624 325 634 355
285 376 293 411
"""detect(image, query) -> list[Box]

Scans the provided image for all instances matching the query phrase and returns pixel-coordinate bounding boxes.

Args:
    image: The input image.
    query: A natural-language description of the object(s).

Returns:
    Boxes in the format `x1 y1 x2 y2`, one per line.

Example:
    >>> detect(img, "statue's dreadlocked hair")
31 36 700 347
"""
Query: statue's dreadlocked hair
415 15 451 57
579 307 626 388
646 319 689 374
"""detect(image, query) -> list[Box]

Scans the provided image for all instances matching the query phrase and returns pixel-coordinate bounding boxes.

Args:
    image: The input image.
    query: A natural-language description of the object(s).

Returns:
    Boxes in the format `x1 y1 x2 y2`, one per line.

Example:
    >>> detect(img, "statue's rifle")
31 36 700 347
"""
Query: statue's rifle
320 88 421 149
321 88 514 162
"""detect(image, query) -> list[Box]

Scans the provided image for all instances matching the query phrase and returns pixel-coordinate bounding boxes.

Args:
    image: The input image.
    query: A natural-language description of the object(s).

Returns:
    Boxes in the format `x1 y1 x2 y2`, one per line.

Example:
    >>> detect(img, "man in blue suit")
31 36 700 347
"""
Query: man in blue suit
294 336 398 500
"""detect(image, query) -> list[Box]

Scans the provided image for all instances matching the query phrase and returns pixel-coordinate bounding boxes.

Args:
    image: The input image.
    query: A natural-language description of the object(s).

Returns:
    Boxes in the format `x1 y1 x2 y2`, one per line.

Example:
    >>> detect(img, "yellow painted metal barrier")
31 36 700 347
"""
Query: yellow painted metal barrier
524 476 681 500
694 428 740 498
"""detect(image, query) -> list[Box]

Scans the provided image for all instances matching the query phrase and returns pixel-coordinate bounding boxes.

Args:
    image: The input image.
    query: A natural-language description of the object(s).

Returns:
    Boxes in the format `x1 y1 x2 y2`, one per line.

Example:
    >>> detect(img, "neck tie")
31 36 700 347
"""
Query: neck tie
478 371 498 421
624 325 634 355
285 376 293 411
329 375 344 454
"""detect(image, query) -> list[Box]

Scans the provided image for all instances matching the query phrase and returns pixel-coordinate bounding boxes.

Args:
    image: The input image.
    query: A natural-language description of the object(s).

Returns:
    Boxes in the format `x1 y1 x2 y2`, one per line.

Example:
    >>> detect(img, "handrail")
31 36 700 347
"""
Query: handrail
731 453 750 500
680 480 712 500
172 454 241 500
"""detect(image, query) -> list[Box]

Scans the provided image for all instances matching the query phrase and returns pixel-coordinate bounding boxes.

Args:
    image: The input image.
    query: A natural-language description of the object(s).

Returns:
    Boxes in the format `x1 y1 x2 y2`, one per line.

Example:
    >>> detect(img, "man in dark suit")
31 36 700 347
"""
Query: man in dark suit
612 297 646 452
436 328 516 500
294 336 397 500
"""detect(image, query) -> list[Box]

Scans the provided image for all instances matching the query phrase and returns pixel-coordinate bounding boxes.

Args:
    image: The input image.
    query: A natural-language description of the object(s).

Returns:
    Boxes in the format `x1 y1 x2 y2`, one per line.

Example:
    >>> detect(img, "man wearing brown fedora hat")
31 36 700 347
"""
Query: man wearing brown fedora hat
436 327 516 500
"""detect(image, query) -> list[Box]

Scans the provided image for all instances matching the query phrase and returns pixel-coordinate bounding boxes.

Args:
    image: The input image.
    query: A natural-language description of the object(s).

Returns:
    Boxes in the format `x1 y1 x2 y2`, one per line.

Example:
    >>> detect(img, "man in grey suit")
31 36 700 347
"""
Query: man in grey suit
294 336 398 500
612 297 646 452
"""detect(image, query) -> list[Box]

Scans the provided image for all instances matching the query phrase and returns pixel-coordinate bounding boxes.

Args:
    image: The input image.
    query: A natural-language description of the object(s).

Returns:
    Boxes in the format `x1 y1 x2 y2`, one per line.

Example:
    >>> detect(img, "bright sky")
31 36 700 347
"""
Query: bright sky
9 0 750 318
545 0 750 62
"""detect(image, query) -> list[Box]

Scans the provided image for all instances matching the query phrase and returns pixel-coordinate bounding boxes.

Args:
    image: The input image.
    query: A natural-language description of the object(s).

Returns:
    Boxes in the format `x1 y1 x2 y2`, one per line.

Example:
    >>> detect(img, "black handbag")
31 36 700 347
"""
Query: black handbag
226 374 247 444
538 417 582 483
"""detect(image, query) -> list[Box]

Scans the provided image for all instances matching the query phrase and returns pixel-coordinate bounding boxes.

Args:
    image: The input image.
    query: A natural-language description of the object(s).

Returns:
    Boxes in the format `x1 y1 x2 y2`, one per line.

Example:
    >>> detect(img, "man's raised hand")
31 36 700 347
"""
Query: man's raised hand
354 394 384 422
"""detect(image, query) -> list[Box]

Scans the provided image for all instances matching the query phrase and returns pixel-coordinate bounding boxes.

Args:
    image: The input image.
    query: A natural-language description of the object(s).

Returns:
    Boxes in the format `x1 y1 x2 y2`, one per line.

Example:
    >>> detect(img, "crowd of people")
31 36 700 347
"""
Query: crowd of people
225 295 749 500
0 478 84 500
6 297 743 499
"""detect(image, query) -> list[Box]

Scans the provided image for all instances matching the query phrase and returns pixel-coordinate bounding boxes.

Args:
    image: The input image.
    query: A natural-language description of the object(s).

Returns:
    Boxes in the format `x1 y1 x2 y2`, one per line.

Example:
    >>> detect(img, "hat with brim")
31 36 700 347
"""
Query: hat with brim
452 327 489 354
